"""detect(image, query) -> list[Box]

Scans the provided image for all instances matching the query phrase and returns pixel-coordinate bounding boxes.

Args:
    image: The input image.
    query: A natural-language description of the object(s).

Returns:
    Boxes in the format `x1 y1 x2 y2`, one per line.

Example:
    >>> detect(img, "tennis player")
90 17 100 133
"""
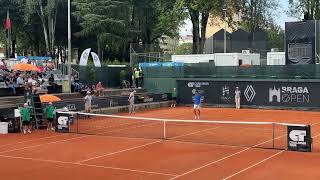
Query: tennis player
45 102 56 131
128 90 136 113
193 90 202 119
235 87 241 109
20 103 31 134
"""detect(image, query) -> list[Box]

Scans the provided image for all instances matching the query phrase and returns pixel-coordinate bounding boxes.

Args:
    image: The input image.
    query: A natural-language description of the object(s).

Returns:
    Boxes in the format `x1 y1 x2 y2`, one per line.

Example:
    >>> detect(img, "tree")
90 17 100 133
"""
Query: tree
289 0 320 20
73 0 129 59
176 43 192 55
130 0 185 44
240 0 279 44
266 24 284 51
177 0 240 54
25 0 63 56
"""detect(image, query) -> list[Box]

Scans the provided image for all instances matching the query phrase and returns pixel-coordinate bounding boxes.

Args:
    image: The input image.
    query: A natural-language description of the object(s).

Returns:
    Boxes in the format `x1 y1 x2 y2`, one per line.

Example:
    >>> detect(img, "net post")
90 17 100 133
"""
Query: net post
272 123 275 149
163 120 166 140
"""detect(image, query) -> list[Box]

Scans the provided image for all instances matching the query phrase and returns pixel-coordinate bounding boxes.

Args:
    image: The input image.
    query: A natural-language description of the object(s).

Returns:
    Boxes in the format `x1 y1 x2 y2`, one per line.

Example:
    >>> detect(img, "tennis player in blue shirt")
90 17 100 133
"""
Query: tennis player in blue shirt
193 91 203 119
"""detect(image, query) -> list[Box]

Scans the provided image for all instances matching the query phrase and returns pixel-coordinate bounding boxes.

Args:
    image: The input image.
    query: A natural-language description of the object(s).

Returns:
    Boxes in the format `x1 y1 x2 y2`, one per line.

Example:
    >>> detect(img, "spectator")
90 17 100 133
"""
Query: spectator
48 74 55 85
17 74 24 86
95 82 103 96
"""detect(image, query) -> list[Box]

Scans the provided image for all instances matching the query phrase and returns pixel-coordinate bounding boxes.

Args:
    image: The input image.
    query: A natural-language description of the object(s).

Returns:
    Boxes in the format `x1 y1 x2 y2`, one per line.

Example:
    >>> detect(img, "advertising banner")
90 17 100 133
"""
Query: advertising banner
55 112 72 133
79 48 91 66
177 79 320 108
287 125 312 152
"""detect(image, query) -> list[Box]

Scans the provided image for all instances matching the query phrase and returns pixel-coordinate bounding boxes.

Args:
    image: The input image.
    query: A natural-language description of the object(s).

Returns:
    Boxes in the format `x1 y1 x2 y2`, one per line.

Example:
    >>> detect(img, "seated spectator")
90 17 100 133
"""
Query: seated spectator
95 82 104 96
48 74 55 85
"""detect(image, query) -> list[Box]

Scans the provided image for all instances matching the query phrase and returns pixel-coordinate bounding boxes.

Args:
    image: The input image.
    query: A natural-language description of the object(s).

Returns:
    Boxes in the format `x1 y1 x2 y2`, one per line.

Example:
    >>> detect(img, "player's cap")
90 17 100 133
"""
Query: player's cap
24 103 28 107
48 102 52 105
87 91 91 94
236 87 239 89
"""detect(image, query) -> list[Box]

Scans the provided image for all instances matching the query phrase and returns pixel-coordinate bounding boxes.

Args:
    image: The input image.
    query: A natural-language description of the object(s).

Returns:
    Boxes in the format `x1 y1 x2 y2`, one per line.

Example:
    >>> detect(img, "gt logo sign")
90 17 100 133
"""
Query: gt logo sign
58 116 68 126
289 130 306 141
287 125 312 152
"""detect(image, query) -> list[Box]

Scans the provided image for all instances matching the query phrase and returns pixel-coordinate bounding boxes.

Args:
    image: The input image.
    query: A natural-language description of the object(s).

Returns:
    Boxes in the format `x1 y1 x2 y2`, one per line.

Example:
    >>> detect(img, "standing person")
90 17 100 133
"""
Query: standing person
134 68 140 88
45 102 56 131
193 91 202 119
20 103 31 134
235 87 241 109
84 91 92 115
171 88 177 107
128 90 136 114
138 67 143 88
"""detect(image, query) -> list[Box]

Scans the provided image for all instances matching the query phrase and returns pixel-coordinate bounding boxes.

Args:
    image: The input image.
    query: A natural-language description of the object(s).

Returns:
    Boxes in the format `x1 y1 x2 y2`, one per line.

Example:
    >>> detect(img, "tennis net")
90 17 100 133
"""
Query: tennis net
59 112 310 150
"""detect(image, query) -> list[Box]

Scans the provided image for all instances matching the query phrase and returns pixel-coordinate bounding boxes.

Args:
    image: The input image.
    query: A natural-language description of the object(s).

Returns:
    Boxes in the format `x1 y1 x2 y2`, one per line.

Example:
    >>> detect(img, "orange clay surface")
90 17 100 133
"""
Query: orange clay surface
0 107 320 180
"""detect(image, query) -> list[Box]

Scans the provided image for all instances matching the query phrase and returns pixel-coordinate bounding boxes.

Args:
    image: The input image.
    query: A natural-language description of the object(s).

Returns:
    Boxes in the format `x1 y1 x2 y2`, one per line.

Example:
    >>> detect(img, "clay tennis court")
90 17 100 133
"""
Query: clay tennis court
1 107 320 180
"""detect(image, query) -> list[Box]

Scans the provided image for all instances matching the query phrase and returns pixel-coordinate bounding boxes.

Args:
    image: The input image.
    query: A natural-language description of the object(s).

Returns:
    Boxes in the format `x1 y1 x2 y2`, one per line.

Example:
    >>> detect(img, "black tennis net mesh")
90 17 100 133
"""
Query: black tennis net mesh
61 112 309 150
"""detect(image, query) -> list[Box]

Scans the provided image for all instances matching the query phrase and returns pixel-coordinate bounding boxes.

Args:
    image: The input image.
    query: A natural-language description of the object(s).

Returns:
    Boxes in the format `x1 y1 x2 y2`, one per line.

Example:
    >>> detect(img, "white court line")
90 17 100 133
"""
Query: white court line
0 134 66 148
80 120 150 133
222 150 285 180
78 140 163 163
0 154 176 177
0 135 89 154
170 126 221 140
96 121 161 136
0 120 160 154
170 147 250 180
170 120 320 179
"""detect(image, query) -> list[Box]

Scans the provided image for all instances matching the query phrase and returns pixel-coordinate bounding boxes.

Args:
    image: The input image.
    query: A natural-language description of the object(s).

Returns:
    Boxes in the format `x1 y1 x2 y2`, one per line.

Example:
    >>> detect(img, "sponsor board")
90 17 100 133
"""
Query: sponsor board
187 82 210 88
269 86 310 104
287 125 312 152
220 85 232 103
244 85 256 102
177 79 320 107
55 113 72 133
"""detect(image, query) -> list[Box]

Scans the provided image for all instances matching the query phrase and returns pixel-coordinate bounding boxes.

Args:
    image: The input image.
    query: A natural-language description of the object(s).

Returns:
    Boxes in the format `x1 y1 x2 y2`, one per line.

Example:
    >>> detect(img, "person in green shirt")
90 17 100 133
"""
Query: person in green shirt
46 102 56 131
20 103 31 135
171 88 177 107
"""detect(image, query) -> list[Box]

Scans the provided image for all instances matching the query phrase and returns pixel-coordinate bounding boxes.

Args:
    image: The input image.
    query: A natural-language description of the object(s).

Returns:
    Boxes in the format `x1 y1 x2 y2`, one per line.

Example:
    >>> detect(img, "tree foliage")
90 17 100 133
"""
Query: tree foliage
288 0 320 19
176 43 192 55
239 0 279 42
177 0 240 54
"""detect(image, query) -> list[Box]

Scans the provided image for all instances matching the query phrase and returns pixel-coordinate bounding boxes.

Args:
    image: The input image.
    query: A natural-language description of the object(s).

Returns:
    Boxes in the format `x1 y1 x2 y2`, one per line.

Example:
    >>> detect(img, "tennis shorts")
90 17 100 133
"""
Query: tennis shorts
47 118 54 122
22 121 31 126
85 105 92 112
194 104 201 109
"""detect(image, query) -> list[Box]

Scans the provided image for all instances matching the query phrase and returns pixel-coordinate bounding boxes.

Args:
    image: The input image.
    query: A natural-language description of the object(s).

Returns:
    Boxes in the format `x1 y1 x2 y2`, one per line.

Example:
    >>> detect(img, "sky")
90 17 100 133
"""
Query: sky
180 0 300 36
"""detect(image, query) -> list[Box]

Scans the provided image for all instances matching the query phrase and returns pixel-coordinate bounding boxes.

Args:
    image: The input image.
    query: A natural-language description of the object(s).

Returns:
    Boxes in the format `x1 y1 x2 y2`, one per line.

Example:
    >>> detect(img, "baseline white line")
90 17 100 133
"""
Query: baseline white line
78 140 163 163
222 150 285 180
0 154 176 177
